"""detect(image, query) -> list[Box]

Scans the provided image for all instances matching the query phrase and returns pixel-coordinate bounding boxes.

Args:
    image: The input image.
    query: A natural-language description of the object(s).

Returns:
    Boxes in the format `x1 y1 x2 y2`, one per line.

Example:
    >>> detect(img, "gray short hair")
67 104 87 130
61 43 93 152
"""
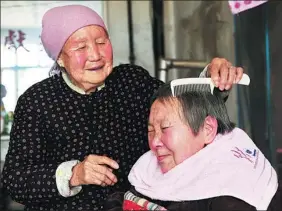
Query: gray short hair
150 83 235 135
49 62 66 76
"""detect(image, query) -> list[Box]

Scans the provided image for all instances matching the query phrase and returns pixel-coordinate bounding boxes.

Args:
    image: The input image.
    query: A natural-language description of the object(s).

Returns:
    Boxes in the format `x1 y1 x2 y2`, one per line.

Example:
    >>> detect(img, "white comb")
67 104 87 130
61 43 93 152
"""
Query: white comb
171 73 250 97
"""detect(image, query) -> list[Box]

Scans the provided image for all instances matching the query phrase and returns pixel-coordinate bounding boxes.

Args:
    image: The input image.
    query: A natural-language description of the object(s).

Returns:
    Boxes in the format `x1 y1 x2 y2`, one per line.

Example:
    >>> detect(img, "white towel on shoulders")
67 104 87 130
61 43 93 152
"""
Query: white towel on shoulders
128 128 278 210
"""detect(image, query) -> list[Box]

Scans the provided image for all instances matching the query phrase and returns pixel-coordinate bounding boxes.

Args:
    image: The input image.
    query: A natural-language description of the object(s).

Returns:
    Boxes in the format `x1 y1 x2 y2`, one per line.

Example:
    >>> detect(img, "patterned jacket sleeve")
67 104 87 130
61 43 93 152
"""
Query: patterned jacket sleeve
132 65 164 107
2 94 62 205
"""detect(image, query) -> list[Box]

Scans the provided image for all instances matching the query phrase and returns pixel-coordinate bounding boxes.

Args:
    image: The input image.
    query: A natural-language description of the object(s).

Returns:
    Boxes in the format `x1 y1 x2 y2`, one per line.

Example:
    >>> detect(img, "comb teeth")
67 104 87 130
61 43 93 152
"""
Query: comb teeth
170 74 250 97
174 84 211 96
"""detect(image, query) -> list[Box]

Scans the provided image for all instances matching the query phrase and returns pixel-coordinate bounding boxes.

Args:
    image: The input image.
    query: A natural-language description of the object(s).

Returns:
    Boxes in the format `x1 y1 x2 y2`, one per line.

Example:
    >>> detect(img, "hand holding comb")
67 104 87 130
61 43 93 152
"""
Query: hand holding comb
170 73 250 97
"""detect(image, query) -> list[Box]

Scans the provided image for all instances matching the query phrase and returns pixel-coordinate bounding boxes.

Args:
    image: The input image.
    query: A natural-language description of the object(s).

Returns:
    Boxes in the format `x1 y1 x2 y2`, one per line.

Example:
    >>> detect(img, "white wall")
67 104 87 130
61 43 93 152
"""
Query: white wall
105 1 155 75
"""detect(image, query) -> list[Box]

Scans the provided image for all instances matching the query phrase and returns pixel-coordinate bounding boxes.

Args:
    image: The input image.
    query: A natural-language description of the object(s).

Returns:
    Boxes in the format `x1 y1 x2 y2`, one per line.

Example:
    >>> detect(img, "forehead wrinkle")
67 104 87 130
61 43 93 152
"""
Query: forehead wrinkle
149 102 161 125
149 99 180 126
161 98 189 127
161 98 181 115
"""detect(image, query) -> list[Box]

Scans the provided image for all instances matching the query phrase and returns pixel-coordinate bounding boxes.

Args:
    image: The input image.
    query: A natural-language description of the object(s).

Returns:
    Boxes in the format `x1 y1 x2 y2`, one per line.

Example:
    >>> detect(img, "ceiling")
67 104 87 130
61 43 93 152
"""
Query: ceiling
1 1 103 28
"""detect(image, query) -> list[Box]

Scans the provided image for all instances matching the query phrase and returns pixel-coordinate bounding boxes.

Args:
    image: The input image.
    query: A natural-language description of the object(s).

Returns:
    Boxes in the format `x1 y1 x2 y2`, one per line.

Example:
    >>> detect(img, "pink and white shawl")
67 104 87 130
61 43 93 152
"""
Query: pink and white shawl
128 128 278 210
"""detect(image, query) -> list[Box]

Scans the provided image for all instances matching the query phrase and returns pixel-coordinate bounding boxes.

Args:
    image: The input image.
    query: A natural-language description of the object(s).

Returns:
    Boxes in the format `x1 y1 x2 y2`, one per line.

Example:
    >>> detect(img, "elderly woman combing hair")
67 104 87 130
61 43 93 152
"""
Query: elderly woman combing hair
2 5 245 211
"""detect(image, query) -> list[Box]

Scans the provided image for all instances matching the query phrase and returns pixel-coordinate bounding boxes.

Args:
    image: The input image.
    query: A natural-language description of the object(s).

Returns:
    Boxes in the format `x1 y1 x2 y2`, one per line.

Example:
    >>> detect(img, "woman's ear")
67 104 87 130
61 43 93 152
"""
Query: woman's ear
57 57 65 68
203 116 218 144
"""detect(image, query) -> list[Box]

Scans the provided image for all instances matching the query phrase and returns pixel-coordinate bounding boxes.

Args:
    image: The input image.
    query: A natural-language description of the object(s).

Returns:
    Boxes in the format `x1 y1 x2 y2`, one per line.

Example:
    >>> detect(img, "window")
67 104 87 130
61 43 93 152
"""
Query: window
1 43 52 112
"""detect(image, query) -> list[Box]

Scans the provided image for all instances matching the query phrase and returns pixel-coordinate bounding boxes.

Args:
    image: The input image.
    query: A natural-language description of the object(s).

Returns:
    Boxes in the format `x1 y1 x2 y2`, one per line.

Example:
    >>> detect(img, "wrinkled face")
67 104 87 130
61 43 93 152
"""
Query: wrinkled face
148 99 206 173
58 25 113 93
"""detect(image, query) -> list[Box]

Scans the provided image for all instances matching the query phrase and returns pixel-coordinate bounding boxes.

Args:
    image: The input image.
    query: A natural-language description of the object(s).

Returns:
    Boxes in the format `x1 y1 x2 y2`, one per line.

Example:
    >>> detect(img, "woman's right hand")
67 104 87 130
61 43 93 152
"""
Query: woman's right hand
70 155 119 187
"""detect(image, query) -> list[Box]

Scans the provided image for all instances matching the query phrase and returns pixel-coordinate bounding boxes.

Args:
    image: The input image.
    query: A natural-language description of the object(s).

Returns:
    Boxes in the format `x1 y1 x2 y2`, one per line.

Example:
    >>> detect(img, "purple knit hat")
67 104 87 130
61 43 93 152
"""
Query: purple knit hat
41 5 107 61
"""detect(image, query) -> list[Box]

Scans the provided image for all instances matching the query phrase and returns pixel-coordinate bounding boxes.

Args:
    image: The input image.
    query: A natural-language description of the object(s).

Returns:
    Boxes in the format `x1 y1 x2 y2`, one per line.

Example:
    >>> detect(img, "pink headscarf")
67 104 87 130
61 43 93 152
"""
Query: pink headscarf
41 5 107 61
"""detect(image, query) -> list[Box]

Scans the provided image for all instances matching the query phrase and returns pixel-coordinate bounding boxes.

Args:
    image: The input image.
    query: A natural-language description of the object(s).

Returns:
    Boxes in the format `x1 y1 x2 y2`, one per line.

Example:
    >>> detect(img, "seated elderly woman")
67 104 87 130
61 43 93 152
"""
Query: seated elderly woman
105 81 279 211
